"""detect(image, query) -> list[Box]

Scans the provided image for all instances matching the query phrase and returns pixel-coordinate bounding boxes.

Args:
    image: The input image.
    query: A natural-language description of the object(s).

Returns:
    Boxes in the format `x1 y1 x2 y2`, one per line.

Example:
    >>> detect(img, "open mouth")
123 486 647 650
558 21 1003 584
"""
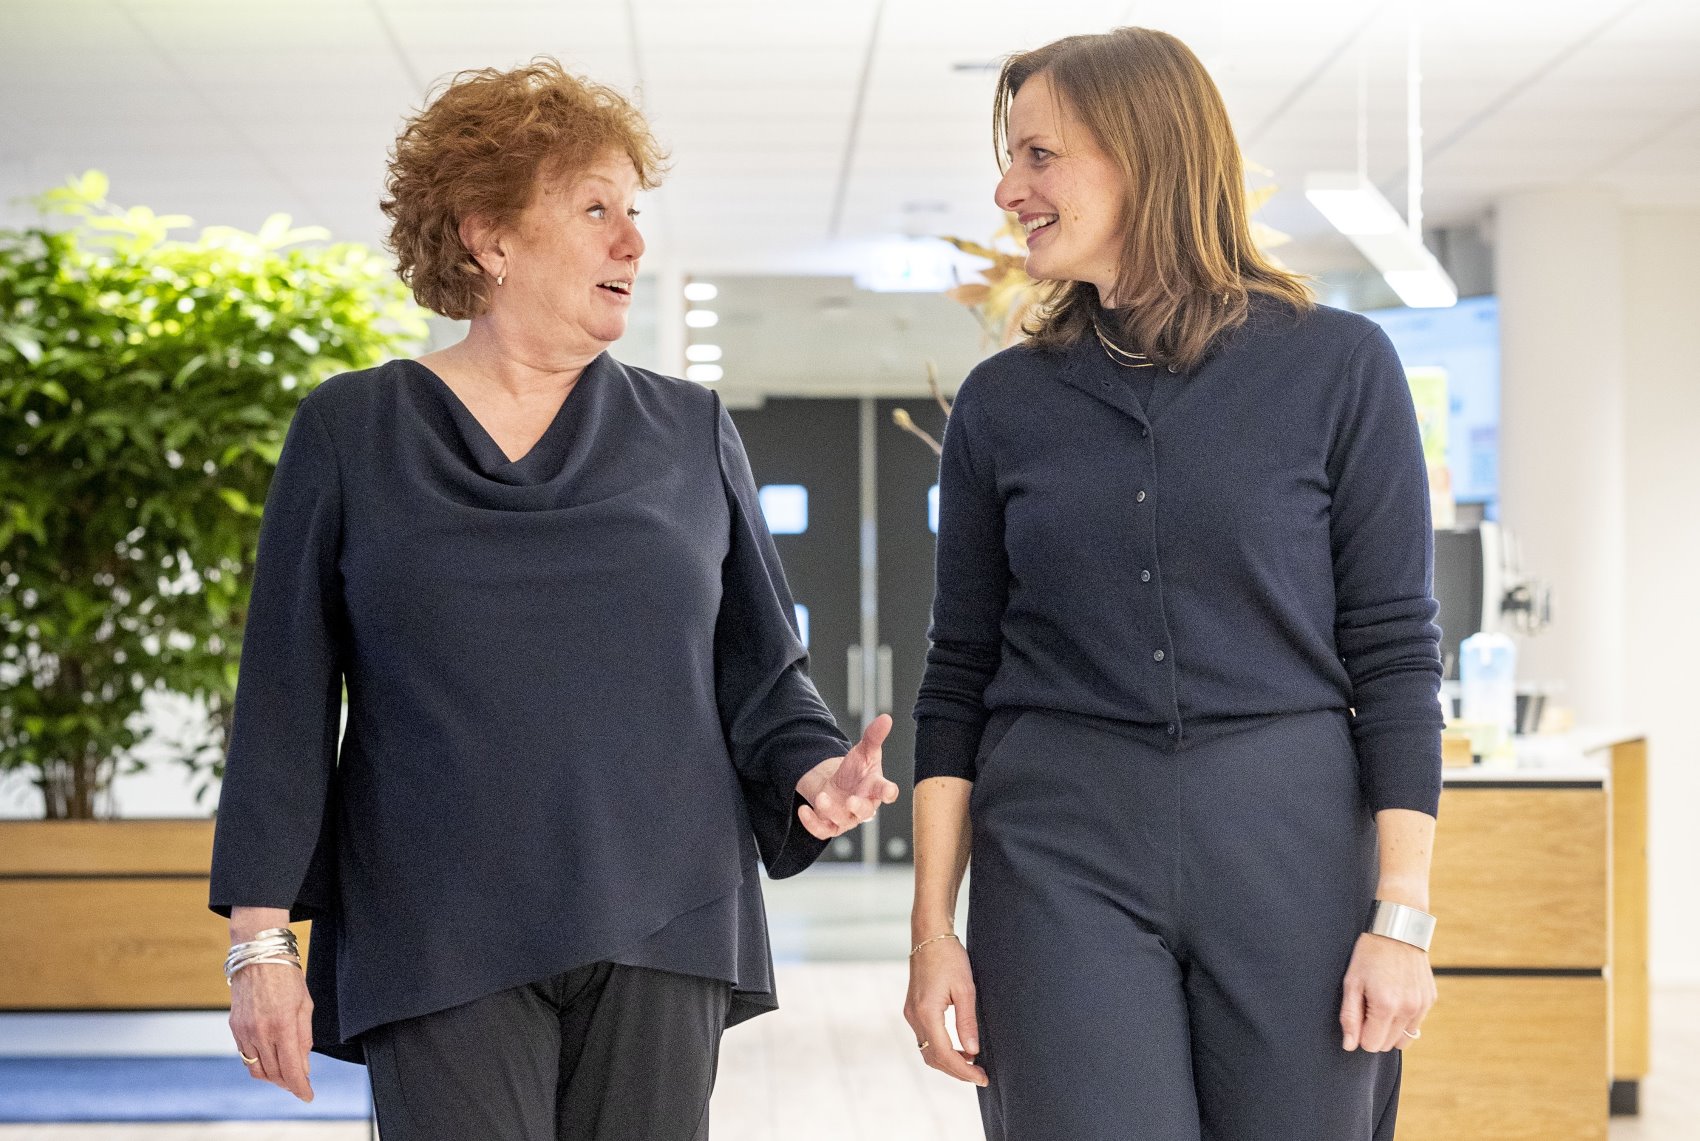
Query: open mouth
1023 215 1058 238
597 280 632 296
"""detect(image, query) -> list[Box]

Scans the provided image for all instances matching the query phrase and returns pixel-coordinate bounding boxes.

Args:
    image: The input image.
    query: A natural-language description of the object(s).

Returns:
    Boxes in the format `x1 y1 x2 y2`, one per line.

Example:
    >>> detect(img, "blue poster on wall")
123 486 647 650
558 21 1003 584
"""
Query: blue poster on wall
1363 295 1500 515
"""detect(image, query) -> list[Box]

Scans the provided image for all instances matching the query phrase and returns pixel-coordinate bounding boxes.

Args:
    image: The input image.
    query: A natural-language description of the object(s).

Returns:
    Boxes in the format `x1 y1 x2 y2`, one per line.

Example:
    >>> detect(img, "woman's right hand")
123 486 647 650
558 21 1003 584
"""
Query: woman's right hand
904 937 988 1087
227 909 315 1102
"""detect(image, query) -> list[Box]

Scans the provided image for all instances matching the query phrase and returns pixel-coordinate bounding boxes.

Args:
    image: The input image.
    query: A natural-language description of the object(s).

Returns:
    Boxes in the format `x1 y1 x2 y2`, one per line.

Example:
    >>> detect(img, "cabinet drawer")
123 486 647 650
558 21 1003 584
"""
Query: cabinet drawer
0 879 312 1009
0 820 214 875
1400 974 1608 1141
1430 787 1607 968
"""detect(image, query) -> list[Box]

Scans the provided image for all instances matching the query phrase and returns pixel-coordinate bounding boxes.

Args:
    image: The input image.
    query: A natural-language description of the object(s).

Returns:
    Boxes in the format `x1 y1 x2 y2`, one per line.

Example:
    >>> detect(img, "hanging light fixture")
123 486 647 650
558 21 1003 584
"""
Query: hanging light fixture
1305 4 1457 308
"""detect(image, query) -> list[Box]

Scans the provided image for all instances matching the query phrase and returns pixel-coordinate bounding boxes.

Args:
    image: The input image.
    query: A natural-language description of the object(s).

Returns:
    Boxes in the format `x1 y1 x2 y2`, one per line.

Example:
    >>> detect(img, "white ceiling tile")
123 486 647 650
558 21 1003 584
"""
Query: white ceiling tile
1 0 1696 279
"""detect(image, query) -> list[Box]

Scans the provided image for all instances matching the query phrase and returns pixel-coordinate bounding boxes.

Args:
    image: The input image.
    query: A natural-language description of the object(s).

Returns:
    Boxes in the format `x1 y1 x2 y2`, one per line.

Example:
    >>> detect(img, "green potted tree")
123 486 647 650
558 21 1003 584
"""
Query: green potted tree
0 171 425 1008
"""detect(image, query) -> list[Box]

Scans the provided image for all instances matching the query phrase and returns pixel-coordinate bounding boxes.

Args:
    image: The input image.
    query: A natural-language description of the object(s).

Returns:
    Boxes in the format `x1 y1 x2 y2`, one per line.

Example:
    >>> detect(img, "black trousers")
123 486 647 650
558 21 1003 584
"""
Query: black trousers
362 961 732 1141
968 708 1402 1141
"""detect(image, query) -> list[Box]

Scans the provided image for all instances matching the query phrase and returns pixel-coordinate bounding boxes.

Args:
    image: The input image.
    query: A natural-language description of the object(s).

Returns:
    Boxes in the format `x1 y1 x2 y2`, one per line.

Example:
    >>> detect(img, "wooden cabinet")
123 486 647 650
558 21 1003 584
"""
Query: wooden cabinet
0 819 310 1010
1426 788 1607 969
1402 975 1608 1141
1396 734 1649 1140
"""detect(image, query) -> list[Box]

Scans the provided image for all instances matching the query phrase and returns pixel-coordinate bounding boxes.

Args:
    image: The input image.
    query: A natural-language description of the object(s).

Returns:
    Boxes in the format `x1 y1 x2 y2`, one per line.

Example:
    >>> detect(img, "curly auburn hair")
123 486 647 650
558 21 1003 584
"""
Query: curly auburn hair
381 58 668 320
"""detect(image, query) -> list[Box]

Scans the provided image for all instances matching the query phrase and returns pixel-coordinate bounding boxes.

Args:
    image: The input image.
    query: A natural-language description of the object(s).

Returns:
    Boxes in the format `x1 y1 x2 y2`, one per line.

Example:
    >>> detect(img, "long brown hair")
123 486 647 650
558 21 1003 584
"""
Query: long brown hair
994 28 1312 371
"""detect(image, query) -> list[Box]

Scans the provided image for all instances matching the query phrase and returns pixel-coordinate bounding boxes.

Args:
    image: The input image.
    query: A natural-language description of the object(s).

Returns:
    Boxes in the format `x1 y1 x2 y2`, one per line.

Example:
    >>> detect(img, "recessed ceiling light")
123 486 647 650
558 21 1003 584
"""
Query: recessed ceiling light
686 364 724 383
686 344 722 363
684 282 718 302
685 310 719 328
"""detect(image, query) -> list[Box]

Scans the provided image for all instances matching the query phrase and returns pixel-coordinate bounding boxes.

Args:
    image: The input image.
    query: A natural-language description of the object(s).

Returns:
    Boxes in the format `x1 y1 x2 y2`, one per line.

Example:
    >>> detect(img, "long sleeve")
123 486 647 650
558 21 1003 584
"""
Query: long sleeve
712 396 849 879
1327 326 1446 817
913 373 1008 783
208 397 345 921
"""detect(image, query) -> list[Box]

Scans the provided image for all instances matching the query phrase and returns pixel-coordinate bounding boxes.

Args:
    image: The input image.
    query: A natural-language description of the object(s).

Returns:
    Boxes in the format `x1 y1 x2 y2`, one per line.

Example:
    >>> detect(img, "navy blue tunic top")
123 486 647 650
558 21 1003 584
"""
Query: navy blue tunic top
914 300 1445 816
208 353 848 1063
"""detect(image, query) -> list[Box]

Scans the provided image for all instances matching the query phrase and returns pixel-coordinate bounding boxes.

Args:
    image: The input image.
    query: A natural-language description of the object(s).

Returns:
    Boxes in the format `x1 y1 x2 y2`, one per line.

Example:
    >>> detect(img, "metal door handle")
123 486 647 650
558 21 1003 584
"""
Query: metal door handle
847 644 863 714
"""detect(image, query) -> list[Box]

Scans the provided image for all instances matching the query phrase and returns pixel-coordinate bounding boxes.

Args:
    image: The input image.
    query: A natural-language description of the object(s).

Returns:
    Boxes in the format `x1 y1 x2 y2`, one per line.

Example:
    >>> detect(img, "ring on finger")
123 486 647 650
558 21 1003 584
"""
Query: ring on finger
239 1050 260 1065
917 1040 930 1051
1402 1027 1421 1039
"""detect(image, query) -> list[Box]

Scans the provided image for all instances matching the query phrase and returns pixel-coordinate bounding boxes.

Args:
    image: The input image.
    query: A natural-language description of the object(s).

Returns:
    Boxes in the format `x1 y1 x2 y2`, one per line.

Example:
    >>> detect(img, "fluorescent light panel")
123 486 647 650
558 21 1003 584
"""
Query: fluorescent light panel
1304 173 1457 309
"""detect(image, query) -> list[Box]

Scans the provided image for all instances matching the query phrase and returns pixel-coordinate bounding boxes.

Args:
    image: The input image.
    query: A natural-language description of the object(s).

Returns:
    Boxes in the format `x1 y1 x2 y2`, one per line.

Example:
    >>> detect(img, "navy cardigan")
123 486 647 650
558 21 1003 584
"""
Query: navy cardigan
914 300 1445 817
208 353 847 1062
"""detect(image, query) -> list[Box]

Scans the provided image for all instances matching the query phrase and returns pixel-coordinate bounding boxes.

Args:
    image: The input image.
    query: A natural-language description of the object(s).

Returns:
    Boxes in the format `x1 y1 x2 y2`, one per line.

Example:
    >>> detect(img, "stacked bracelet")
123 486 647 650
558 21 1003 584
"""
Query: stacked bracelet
224 926 303 985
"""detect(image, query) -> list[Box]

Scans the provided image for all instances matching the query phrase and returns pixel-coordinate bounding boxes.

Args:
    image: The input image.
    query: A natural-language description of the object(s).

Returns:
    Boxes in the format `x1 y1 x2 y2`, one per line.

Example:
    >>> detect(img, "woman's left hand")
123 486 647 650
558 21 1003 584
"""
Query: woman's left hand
1339 931 1438 1052
795 714 899 840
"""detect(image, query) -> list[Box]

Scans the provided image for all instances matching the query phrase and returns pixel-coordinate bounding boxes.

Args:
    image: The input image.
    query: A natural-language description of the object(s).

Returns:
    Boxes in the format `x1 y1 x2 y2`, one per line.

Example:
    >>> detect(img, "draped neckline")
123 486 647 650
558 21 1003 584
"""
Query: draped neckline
399 354 608 486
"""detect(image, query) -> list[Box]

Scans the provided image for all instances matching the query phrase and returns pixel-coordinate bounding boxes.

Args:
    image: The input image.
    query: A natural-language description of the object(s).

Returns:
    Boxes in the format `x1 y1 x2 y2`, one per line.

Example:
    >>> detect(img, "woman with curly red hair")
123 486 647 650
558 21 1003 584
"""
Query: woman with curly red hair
207 59 897 1141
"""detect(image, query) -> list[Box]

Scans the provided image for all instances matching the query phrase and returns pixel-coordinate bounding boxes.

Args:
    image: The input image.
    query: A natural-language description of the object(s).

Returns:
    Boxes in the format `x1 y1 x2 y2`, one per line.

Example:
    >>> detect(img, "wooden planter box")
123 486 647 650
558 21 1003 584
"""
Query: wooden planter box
0 819 310 1010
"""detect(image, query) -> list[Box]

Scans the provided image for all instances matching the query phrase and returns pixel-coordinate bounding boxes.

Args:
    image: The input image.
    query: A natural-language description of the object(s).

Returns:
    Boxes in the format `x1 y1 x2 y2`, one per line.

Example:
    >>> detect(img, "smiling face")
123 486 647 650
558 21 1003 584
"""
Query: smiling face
995 71 1128 304
478 148 646 354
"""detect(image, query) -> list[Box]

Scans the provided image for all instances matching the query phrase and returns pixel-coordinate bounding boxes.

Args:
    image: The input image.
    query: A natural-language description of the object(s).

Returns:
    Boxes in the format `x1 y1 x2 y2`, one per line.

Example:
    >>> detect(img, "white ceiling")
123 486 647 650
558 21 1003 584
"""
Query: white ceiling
2 0 1696 281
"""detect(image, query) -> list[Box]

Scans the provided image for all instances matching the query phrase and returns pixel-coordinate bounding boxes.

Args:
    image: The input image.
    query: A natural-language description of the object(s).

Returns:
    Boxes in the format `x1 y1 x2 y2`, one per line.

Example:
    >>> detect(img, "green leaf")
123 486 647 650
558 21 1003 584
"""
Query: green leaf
256 214 293 248
79 170 110 202
216 488 254 515
172 353 208 388
4 328 43 364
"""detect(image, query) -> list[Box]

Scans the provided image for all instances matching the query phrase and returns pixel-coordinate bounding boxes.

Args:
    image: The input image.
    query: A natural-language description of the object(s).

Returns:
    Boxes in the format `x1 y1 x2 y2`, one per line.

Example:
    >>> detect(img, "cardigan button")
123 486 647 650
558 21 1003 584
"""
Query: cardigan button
1136 490 1147 503
1141 569 1152 583
1153 649 1166 662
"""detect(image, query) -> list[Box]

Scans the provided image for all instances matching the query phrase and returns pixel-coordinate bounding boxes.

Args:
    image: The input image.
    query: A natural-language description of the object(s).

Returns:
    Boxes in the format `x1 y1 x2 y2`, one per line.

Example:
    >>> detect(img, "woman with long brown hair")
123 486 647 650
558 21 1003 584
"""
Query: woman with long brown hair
905 28 1442 1139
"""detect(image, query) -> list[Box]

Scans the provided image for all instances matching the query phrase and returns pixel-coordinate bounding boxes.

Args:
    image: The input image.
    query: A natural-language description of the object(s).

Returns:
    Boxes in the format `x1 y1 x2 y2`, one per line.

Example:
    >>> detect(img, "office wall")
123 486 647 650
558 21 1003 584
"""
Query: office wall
1498 190 1700 984
1623 207 1700 985
1496 188 1630 724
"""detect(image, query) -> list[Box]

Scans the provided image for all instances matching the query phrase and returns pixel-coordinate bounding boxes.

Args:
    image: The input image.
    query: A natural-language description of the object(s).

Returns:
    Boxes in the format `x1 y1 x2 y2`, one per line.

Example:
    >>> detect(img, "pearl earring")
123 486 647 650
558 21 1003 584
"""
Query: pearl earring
496 272 505 286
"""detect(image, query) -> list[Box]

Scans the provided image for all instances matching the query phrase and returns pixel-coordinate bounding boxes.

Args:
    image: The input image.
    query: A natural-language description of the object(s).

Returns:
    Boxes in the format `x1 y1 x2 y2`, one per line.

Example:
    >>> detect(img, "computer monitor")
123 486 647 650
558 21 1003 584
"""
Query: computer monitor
1432 522 1503 680
1364 295 1500 515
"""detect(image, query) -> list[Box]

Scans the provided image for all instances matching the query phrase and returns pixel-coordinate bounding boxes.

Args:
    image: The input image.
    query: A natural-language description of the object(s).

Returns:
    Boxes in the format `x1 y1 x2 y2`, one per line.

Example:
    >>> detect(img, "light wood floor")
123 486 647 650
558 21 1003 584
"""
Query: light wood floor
1 968 1695 1141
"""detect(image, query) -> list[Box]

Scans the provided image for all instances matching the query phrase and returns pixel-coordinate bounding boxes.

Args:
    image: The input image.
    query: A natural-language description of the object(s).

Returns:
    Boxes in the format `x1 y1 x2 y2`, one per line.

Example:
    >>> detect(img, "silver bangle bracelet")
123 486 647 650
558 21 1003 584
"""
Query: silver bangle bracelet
224 927 302 984
1367 900 1437 952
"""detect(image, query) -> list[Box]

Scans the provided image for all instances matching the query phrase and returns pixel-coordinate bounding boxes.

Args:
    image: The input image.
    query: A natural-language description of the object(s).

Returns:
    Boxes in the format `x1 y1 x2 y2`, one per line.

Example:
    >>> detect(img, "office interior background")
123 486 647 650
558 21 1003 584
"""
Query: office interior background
0 0 1696 1137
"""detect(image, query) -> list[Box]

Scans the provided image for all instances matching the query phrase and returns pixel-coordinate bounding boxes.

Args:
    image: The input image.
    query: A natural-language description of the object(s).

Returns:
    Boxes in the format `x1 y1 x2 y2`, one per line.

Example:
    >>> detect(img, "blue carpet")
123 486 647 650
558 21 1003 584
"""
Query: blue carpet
0 1057 372 1122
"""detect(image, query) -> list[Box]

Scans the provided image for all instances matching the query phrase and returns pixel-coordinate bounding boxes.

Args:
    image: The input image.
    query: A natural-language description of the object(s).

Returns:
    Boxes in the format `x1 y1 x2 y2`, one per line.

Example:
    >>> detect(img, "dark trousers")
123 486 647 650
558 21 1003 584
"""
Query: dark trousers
362 961 732 1141
967 708 1402 1141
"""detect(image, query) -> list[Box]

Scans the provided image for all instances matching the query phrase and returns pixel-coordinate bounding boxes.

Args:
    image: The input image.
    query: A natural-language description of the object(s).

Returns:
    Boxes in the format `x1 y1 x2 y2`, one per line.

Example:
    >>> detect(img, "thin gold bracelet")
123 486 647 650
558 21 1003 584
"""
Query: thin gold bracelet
910 932 960 957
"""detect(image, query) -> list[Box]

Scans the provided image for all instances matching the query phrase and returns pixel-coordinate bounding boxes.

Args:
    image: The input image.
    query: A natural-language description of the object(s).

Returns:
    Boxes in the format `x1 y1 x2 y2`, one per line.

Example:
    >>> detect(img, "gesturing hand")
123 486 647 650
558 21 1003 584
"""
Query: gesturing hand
795 714 899 840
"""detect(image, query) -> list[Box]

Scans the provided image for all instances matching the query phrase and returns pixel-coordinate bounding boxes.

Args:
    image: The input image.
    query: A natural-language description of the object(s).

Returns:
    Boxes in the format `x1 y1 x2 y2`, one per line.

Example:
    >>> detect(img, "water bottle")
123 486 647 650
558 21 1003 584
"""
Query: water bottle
1460 631 1517 761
